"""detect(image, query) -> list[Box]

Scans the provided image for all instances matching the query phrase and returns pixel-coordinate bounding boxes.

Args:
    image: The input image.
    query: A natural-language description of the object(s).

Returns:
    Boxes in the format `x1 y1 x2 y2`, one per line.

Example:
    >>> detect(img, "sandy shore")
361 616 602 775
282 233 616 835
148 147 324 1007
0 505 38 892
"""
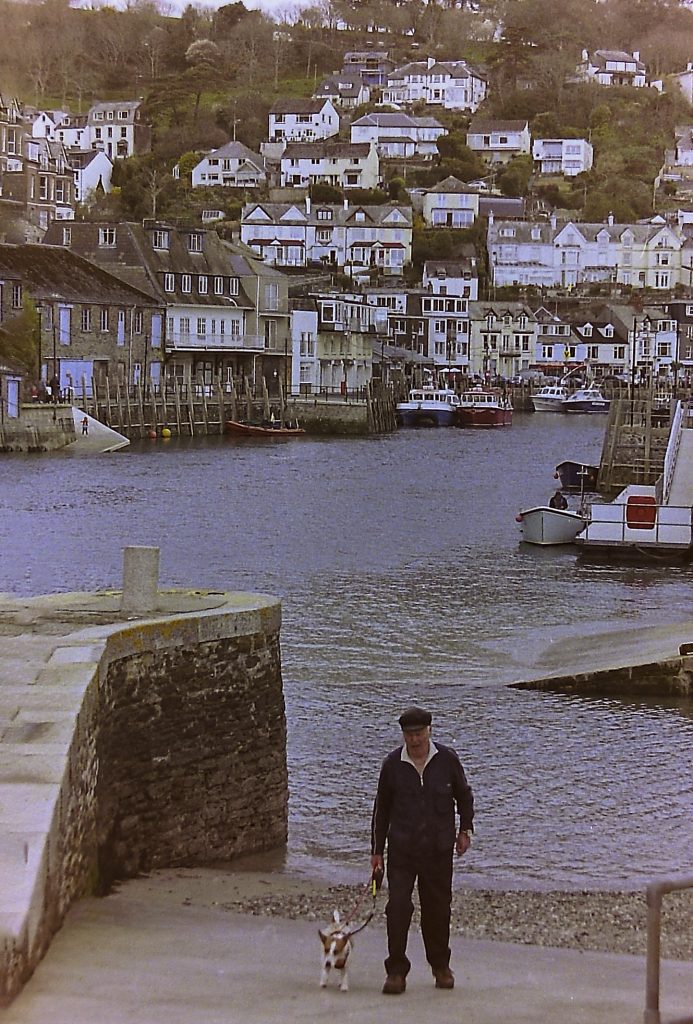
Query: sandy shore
127 866 693 962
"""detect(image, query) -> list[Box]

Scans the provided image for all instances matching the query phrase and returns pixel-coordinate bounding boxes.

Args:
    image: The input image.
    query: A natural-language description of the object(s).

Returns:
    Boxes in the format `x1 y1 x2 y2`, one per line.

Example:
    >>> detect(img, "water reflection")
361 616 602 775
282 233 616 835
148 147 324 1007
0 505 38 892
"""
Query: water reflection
0 416 691 888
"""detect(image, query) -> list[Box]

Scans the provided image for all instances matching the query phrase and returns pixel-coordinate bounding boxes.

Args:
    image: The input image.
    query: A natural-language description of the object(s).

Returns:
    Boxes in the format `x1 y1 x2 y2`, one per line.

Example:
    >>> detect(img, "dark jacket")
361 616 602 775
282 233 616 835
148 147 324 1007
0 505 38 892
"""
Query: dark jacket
371 742 473 858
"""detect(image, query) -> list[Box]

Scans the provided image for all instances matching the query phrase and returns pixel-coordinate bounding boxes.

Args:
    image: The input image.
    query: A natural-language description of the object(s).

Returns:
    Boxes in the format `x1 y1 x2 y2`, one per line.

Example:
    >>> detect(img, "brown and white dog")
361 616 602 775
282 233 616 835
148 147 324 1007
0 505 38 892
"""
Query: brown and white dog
319 910 369 992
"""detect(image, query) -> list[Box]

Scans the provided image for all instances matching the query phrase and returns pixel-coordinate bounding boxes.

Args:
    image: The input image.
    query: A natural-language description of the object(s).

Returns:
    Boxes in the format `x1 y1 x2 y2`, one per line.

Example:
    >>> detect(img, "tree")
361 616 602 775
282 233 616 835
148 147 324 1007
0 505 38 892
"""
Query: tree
497 155 532 197
185 39 223 121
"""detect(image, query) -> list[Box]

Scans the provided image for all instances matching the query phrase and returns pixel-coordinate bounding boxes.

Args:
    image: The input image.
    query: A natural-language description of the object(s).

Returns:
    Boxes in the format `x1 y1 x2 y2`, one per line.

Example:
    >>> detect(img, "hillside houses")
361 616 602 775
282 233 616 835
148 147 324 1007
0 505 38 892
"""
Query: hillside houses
532 138 593 177
350 113 446 159
313 74 370 109
240 198 412 275
279 141 379 190
466 120 531 165
269 99 339 144
188 142 266 189
383 58 487 112
578 49 647 88
487 213 687 290
422 176 480 228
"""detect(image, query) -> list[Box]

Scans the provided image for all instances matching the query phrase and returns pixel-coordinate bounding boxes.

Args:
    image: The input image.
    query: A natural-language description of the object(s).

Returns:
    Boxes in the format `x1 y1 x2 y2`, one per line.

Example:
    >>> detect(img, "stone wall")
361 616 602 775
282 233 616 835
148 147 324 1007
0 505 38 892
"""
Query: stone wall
0 589 286 1002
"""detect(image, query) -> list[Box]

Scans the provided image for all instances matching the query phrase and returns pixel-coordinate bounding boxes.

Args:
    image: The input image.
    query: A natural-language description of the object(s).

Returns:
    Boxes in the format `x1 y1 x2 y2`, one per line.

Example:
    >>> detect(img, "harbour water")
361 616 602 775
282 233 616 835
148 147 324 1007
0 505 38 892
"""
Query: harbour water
1 413 691 890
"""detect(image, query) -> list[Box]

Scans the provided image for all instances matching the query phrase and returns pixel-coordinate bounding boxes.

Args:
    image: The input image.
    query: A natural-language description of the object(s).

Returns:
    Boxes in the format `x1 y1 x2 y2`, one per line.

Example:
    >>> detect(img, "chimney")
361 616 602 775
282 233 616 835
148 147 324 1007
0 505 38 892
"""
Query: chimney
488 210 494 226
688 62 693 71
305 196 311 215
550 212 557 229
608 212 614 226
581 49 589 62
343 198 349 210
632 51 639 61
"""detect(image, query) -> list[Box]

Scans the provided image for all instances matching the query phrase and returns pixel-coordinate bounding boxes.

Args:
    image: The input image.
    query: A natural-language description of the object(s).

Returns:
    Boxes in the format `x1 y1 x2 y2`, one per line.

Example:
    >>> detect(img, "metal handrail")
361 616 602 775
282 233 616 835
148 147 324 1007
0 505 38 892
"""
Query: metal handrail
645 876 693 1024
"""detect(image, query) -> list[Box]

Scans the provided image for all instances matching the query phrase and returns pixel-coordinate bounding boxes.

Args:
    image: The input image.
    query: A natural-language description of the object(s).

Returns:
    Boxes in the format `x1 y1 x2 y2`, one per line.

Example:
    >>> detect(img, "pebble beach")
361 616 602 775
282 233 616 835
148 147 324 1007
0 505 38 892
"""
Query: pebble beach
139 868 693 962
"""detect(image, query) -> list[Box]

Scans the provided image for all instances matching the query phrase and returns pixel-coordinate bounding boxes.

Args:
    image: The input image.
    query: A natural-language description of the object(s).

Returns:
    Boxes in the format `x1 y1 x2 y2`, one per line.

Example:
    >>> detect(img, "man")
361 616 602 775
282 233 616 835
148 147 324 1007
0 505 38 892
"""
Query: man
370 706 474 995
549 489 568 510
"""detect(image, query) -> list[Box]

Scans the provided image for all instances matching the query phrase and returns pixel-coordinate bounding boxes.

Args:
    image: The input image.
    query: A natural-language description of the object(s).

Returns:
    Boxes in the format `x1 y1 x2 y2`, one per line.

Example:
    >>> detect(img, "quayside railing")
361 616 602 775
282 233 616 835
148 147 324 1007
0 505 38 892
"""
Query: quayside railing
644 876 693 1024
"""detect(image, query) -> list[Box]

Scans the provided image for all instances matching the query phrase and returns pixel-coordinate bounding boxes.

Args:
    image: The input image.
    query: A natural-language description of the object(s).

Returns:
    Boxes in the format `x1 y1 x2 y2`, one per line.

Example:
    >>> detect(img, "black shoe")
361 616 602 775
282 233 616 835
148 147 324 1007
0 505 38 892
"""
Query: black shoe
434 967 455 989
382 974 407 995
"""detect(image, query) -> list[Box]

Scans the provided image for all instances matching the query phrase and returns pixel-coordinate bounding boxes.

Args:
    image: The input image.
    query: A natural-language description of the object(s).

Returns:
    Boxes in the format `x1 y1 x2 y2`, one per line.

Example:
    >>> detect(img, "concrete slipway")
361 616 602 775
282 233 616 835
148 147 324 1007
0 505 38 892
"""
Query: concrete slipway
1 875 692 1024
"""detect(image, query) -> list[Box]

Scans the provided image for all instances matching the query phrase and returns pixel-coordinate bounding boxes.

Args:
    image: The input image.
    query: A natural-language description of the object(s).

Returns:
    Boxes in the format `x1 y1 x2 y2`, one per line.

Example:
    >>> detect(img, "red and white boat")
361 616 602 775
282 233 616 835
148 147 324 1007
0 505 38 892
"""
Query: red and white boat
455 388 512 428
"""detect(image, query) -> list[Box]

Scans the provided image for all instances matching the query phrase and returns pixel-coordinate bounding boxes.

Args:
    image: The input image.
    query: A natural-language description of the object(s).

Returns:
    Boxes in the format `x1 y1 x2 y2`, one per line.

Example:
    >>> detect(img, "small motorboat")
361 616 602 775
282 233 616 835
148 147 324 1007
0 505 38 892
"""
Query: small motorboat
531 384 569 412
396 387 460 427
455 388 512 428
516 505 587 546
561 387 610 414
554 460 599 493
226 419 305 437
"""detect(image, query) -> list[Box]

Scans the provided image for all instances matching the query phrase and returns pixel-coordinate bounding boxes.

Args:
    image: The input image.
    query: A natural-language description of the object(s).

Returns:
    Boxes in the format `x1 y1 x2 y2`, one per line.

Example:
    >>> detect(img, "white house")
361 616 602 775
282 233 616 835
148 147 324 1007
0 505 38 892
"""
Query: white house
268 98 339 144
190 141 266 188
350 113 446 160
279 141 379 190
313 74 370 109
53 112 89 149
487 213 687 290
466 120 531 165
422 176 480 228
86 101 150 159
578 49 647 88
423 255 479 300
68 148 113 204
671 126 693 167
532 138 593 176
240 198 412 275
383 58 487 112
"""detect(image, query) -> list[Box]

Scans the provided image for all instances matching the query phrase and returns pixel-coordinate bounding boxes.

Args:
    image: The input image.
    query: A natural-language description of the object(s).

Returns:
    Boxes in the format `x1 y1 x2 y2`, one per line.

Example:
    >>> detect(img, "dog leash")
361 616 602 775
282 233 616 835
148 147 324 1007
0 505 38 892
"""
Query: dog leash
343 865 384 930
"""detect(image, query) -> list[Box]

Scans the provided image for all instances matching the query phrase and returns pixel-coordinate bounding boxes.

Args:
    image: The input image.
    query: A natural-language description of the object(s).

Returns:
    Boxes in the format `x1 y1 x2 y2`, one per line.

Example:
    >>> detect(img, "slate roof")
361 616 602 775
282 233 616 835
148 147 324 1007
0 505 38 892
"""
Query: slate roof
281 141 373 161
270 98 331 115
425 175 477 195
487 218 684 246
201 141 264 167
352 113 444 130
590 50 646 72
242 203 413 228
0 243 159 306
314 74 364 98
468 119 528 133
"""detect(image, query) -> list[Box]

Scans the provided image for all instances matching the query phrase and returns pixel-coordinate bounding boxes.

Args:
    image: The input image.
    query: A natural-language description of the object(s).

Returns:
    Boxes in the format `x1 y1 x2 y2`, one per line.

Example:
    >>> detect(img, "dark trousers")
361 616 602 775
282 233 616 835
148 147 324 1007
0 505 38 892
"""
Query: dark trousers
384 847 453 977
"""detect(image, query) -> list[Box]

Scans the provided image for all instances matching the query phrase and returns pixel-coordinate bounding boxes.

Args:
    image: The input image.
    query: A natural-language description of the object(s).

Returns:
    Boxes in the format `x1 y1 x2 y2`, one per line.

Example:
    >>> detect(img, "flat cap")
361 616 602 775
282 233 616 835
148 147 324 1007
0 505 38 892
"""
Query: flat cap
398 706 432 730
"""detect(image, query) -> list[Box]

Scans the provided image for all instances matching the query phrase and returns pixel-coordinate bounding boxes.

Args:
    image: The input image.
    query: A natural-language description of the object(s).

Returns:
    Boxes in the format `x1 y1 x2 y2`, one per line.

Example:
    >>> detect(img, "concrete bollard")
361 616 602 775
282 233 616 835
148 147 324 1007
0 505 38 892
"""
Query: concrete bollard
120 546 160 614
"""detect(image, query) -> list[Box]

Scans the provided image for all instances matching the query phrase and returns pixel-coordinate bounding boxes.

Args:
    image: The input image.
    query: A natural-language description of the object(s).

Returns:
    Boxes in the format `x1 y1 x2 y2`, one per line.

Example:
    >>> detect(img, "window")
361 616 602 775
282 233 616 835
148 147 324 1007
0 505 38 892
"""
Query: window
317 208 332 221
188 233 203 253
181 274 192 293
134 311 143 334
265 283 279 311
229 278 239 296
214 277 224 295
180 317 190 336
81 308 92 332
99 227 116 247
614 346 626 360
587 345 599 360
107 110 114 120
198 275 208 294
197 318 206 338
11 284 22 308
152 229 170 250
164 273 175 292
99 308 109 332
582 325 592 337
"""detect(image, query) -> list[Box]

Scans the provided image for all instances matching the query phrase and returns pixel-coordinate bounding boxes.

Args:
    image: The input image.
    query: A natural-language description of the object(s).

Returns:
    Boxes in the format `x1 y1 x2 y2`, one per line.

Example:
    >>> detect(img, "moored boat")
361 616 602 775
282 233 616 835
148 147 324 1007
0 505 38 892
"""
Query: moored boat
554 460 599 493
516 505 587 545
396 387 460 427
456 388 512 428
561 387 610 414
531 385 569 412
226 419 305 437
575 486 693 562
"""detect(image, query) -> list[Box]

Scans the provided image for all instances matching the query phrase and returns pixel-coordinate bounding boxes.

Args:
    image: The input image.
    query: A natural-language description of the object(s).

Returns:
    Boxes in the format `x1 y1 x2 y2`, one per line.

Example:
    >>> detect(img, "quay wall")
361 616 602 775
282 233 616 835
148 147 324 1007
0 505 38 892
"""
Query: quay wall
0 406 75 452
0 588 286 1002
511 656 693 696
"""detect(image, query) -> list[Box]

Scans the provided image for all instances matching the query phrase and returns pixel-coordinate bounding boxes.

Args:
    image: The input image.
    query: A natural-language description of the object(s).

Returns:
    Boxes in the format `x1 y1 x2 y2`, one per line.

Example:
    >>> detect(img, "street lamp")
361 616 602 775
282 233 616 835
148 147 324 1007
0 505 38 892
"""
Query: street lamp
35 303 43 384
51 323 58 421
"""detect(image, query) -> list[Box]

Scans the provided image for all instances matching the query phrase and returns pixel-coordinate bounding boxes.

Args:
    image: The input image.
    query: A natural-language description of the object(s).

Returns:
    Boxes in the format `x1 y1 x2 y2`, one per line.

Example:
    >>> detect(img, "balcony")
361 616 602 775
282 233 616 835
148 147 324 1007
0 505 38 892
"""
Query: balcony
167 333 266 352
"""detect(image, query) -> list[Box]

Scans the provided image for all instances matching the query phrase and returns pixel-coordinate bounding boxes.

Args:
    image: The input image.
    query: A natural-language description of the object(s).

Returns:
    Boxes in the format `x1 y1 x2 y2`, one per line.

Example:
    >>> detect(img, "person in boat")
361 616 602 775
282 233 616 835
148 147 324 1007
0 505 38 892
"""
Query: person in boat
370 706 474 996
549 489 568 510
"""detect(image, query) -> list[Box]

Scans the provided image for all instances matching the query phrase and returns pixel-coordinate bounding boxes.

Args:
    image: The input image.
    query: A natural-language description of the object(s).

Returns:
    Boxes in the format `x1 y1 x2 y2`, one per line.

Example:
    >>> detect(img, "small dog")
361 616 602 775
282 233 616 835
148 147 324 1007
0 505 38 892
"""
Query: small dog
318 910 358 992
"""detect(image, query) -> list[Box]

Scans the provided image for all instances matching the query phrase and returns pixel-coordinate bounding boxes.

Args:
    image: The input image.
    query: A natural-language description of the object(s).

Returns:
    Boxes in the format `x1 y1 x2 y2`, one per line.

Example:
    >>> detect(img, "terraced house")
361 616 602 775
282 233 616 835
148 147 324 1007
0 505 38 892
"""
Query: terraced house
279 140 379 190
43 221 290 388
487 213 687 290
241 198 412 276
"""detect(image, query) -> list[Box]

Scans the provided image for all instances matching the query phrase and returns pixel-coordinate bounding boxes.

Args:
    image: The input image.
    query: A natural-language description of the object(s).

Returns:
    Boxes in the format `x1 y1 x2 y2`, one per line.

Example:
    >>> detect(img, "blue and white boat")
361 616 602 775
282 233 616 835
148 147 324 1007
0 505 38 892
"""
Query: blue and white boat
561 387 610 414
396 387 460 428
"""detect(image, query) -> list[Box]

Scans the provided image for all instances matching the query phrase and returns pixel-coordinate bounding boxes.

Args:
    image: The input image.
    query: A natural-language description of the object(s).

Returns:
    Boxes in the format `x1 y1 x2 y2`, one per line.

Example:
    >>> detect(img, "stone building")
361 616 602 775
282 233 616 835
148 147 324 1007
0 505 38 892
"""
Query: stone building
0 243 164 393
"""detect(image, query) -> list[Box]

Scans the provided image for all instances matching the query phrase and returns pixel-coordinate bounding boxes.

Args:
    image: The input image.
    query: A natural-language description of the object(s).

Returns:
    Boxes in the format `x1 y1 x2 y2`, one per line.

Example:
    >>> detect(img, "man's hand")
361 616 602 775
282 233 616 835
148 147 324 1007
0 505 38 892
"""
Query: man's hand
370 854 384 872
456 831 471 856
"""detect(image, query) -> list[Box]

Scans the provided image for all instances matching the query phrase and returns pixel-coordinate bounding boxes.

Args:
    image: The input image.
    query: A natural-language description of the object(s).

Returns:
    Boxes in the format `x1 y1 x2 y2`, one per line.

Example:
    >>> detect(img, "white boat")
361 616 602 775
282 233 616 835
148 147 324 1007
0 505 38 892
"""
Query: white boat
516 505 587 545
562 387 610 414
396 387 460 427
531 385 569 412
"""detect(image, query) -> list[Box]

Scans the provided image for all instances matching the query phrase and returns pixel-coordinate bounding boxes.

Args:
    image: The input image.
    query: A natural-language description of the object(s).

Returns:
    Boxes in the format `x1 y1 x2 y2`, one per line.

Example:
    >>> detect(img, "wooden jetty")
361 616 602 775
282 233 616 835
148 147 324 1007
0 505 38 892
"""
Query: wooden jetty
597 398 672 496
76 376 397 440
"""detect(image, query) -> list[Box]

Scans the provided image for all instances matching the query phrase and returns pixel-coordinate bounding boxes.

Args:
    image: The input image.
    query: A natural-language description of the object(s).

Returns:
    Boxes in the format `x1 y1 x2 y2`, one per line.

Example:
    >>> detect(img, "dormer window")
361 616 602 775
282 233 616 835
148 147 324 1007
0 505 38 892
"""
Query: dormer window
229 278 239 296
198 275 208 294
164 273 175 292
98 227 116 247
152 229 170 250
500 227 514 238
188 233 203 253
583 324 592 337
214 277 224 295
355 210 365 221
317 208 332 221
603 325 613 338
181 274 192 293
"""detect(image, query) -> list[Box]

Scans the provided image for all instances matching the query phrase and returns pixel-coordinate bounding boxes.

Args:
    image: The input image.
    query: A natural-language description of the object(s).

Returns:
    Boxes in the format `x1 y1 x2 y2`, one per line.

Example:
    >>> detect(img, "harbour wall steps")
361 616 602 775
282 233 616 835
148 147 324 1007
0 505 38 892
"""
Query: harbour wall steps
0 549 287 1003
